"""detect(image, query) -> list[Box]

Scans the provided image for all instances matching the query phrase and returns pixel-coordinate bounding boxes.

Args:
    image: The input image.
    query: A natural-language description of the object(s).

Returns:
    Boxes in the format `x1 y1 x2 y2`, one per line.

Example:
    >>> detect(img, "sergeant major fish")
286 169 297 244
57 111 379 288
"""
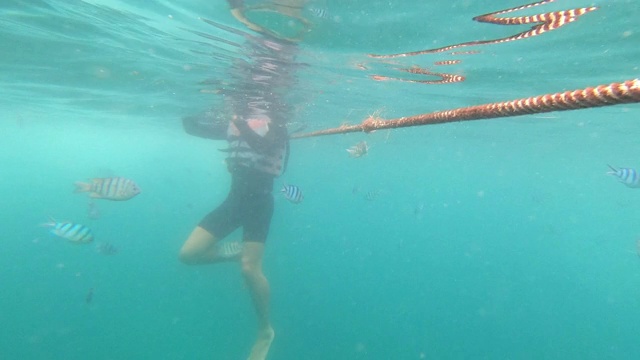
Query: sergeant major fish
41 218 94 244
96 242 118 255
308 7 329 19
281 184 304 204
74 177 141 201
364 189 380 201
607 165 640 188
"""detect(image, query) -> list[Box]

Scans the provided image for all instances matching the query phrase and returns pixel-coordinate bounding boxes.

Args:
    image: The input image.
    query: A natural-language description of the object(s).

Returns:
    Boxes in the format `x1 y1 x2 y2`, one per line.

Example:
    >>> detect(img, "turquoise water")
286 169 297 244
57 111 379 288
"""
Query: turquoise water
2 0 640 359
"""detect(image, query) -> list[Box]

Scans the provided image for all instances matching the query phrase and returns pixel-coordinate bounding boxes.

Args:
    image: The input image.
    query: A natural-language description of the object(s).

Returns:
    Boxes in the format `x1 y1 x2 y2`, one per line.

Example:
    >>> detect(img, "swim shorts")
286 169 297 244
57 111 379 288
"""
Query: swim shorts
199 165 274 243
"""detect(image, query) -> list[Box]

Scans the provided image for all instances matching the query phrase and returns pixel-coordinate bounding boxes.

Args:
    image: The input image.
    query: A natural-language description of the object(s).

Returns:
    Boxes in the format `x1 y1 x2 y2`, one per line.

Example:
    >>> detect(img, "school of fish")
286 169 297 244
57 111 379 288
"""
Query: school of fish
43 177 140 245
36 151 640 309
40 164 638 254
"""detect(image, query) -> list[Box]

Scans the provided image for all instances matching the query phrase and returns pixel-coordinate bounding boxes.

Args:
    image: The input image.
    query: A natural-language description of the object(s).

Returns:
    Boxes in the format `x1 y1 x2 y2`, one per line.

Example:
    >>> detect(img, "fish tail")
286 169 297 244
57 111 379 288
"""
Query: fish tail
74 181 91 193
39 216 56 228
606 164 618 175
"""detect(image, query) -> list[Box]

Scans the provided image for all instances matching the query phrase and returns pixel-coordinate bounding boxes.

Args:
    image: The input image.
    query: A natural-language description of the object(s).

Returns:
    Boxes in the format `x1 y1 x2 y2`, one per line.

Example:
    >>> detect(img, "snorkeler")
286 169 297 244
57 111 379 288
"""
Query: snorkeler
179 1 305 359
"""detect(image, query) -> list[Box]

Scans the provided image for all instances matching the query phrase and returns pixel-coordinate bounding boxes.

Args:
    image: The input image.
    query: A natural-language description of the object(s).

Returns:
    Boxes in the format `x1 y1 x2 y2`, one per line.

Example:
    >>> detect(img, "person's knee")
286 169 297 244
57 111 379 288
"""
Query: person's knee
241 256 261 278
179 227 214 265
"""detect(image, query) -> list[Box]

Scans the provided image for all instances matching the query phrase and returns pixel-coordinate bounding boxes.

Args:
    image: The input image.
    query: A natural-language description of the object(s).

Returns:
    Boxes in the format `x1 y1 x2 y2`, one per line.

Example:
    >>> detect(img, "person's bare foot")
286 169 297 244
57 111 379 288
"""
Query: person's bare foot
247 326 274 360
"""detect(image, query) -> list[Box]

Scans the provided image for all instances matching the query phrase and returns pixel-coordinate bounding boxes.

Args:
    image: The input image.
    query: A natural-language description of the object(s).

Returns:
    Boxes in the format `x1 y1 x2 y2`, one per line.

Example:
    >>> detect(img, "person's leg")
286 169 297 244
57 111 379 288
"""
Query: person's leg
179 226 241 264
242 241 274 360
180 190 244 264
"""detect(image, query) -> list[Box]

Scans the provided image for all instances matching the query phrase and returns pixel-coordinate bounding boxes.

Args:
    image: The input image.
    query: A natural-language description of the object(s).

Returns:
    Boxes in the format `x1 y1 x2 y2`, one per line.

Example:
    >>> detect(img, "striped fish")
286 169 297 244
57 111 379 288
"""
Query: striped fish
74 177 141 201
281 184 304 204
607 165 640 188
96 242 118 255
308 7 329 19
365 189 380 201
42 219 94 244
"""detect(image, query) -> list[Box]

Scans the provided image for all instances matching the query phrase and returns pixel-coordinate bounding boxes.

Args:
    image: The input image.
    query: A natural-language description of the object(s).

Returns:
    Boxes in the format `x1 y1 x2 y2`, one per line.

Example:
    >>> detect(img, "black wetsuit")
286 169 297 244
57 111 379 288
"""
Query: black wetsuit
200 164 275 243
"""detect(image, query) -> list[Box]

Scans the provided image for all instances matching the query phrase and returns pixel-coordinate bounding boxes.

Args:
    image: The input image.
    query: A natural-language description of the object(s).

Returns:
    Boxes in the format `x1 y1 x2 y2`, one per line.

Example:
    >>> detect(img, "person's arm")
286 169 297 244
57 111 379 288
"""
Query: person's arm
182 113 227 140
233 119 286 153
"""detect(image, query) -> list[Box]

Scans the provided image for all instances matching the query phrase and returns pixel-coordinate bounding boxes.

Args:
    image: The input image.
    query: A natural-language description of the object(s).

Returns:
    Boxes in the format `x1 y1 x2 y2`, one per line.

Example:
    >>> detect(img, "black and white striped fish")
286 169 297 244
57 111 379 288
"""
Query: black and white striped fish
281 184 304 204
364 189 380 201
42 219 94 244
74 177 141 201
607 165 640 188
96 242 118 255
307 7 329 19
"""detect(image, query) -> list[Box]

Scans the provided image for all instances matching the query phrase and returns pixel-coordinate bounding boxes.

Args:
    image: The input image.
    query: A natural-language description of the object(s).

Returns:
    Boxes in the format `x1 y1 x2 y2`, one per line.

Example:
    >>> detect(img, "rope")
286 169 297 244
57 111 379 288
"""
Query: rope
291 79 640 139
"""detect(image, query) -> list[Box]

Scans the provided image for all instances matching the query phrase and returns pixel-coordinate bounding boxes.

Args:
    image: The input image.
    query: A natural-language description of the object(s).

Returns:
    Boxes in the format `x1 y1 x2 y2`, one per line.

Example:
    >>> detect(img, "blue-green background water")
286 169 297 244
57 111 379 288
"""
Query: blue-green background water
1 0 640 359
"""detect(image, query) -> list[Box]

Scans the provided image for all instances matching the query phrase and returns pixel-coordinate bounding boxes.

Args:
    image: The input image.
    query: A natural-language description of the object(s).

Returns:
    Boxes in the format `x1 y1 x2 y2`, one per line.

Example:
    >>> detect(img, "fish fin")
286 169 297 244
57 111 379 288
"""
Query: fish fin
89 193 103 199
606 164 618 174
74 181 91 193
